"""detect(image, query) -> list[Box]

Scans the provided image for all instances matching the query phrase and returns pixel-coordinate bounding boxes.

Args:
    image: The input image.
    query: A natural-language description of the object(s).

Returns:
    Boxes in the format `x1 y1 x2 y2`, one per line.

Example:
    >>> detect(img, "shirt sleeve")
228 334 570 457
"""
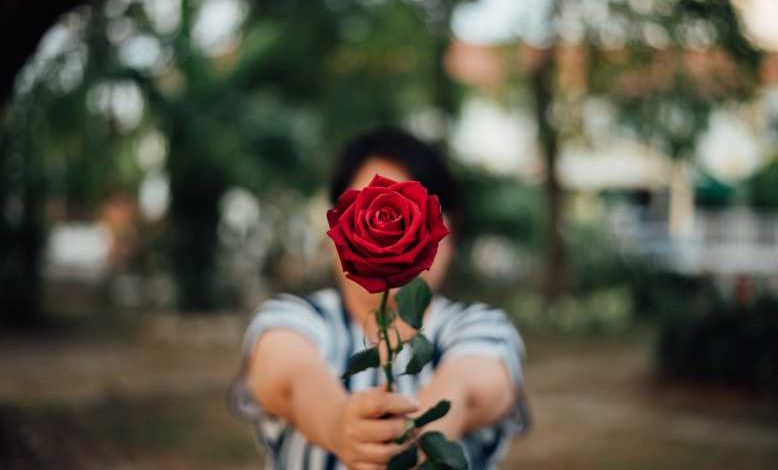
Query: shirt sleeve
229 294 332 423
242 294 331 358
436 303 531 436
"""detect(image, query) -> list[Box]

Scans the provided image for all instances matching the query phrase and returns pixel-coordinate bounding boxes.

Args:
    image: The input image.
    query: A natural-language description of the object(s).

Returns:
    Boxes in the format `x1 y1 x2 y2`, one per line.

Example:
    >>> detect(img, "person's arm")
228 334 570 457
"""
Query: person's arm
247 329 419 470
414 355 516 439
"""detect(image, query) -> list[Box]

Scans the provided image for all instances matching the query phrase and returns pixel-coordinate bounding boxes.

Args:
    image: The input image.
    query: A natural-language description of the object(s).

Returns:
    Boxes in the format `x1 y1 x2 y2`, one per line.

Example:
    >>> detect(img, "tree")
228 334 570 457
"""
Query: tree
511 0 762 300
0 0 85 110
1 0 464 317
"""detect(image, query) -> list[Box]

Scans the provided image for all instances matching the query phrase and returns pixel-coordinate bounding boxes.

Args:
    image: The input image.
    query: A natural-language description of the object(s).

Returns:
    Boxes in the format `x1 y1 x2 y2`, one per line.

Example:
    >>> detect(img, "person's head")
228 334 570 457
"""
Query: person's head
329 126 461 295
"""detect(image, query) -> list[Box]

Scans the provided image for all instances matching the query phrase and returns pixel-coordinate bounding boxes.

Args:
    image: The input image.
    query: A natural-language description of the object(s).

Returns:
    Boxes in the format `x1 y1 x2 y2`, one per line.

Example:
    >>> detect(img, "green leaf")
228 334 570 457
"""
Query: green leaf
396 277 432 330
419 431 468 470
403 333 433 375
340 347 379 379
387 443 418 470
393 418 415 445
413 400 451 428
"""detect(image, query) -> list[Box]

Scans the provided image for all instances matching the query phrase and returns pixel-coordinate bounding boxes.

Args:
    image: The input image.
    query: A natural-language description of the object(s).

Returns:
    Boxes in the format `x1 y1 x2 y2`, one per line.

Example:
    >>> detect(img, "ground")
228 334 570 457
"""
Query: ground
1 314 777 469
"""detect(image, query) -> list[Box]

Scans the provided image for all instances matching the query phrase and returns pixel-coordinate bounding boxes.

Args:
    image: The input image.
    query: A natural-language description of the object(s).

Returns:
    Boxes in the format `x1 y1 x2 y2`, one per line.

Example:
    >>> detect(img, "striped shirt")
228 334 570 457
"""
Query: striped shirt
230 288 530 470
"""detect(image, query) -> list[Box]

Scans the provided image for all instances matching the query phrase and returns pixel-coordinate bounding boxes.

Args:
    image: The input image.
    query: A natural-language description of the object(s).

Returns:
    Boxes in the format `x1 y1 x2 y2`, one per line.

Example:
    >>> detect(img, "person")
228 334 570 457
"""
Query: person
230 126 529 470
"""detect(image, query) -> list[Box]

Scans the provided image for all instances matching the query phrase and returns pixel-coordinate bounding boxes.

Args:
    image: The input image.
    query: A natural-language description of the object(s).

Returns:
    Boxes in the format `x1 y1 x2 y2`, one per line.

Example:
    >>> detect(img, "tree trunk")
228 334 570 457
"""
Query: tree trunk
531 46 567 301
429 5 455 148
0 108 45 326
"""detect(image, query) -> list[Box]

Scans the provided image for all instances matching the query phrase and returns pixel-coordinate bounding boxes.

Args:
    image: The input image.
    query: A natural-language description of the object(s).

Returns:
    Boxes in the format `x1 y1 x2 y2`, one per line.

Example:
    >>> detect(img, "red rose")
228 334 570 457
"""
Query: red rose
326 174 450 293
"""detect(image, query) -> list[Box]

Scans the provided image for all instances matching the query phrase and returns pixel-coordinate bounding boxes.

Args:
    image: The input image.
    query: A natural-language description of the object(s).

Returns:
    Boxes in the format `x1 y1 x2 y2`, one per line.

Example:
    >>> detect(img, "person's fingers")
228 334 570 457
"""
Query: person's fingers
356 417 406 442
356 442 408 464
376 392 420 417
356 388 419 418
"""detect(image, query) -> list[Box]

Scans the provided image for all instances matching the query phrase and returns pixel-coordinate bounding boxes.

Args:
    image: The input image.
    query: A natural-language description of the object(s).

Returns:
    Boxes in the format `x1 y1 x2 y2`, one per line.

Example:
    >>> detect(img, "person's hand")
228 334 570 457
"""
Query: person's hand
327 387 418 470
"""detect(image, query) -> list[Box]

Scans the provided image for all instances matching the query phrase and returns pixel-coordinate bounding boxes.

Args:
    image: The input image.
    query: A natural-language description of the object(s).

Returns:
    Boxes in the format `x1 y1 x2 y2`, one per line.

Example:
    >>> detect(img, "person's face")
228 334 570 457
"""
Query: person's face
331 156 454 294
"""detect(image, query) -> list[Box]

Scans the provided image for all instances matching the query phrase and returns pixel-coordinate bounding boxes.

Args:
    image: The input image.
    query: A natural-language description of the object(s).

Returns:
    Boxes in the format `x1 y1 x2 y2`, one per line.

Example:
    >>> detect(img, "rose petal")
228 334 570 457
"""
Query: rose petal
366 223 403 242
354 186 391 211
327 188 359 227
350 192 416 254
368 174 399 188
367 193 423 254
426 195 450 241
366 192 407 217
346 273 387 293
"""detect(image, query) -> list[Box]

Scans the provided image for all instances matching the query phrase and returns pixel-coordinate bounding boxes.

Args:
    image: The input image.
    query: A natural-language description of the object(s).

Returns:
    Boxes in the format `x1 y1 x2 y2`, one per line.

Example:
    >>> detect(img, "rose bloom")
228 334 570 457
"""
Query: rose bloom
326 174 450 293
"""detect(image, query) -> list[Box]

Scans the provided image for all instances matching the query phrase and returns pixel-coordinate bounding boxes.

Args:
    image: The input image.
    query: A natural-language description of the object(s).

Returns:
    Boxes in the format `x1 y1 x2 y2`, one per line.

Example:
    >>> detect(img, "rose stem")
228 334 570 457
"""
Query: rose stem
377 289 395 392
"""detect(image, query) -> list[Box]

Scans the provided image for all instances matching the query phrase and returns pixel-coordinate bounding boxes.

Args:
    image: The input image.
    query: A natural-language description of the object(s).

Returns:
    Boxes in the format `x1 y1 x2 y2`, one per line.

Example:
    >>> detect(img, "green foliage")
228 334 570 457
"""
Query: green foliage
695 172 734 209
394 399 451 445
629 269 721 321
587 0 763 159
396 277 433 330
657 295 778 393
747 160 778 209
510 287 633 335
341 346 379 379
403 333 434 375
387 443 419 470
2 0 462 315
418 431 469 470
455 166 544 248
413 400 451 429
566 222 633 295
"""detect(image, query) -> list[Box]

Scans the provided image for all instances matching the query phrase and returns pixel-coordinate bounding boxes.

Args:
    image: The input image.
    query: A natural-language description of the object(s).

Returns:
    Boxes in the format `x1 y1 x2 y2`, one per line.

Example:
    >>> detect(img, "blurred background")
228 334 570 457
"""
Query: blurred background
2 0 778 468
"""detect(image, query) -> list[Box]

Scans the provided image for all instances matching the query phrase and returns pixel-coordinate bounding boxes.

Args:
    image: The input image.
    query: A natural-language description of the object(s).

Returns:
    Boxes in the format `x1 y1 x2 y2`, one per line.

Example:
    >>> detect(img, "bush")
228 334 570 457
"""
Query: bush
509 287 633 335
657 296 778 393
747 160 778 209
628 268 722 321
566 223 635 295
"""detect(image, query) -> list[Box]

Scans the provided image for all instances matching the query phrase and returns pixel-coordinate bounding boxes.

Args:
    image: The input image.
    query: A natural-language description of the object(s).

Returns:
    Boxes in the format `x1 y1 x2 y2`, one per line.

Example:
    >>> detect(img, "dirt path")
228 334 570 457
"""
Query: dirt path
1 321 777 469
505 335 778 469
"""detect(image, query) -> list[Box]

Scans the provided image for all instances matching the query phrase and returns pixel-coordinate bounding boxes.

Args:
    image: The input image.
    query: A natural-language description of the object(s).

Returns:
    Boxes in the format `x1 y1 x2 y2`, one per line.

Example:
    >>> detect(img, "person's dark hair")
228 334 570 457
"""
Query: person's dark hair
329 126 462 223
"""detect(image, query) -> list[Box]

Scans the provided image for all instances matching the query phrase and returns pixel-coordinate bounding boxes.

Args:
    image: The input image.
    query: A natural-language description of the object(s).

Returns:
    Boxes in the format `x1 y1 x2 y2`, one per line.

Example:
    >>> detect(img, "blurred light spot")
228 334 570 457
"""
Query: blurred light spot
628 0 654 15
406 107 448 143
452 0 552 45
471 235 524 282
642 22 670 49
14 15 85 94
104 0 131 18
139 170 170 221
118 34 162 70
143 0 181 35
560 141 670 190
193 0 248 56
137 130 168 171
697 110 763 183
220 187 260 241
679 19 717 50
88 80 145 133
107 17 135 44
582 97 615 144
55 45 87 93
597 14 627 50
46 223 110 275
556 7 585 43
451 97 538 175
737 0 778 51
